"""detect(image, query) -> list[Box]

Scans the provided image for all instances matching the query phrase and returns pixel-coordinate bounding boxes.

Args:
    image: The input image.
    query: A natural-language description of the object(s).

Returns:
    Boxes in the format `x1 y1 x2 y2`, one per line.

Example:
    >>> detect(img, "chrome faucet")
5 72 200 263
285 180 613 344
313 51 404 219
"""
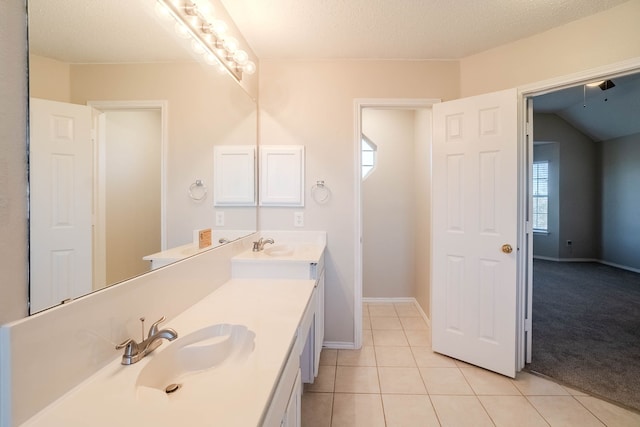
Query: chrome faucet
252 237 275 252
116 316 178 365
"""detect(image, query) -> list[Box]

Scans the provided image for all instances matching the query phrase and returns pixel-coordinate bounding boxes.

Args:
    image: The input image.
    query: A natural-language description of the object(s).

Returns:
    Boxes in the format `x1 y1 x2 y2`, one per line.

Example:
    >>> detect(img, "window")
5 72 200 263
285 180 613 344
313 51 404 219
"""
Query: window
361 135 377 179
532 161 549 231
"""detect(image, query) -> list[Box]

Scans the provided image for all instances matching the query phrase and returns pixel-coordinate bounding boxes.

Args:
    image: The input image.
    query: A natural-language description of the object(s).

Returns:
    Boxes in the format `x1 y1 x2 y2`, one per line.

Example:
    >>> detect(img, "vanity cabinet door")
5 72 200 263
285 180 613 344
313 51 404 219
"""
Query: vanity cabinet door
259 145 305 206
281 370 301 427
313 268 325 377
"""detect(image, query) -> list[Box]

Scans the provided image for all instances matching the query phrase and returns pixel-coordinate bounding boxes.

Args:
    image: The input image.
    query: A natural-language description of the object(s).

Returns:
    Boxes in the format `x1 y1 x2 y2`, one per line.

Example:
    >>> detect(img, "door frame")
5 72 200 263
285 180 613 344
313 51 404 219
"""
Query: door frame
87 100 168 290
353 98 440 349
517 57 640 368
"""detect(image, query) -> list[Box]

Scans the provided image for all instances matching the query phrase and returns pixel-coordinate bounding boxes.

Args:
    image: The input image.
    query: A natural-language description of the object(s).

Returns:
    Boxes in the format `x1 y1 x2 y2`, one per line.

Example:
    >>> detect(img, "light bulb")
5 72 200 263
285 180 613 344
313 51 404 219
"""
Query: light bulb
243 61 256 75
193 0 214 21
184 2 198 15
222 36 239 54
233 50 249 65
211 20 228 37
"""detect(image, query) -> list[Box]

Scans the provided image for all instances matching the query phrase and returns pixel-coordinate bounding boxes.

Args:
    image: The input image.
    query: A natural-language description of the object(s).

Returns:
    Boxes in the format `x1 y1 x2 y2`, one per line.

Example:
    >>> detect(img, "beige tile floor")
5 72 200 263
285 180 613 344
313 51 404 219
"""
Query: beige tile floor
301 302 640 427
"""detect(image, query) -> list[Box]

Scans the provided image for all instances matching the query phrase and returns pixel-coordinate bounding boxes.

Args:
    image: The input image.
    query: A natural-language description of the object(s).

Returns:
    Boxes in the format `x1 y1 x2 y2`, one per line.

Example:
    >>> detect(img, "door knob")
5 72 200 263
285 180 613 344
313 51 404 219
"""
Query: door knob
501 244 513 254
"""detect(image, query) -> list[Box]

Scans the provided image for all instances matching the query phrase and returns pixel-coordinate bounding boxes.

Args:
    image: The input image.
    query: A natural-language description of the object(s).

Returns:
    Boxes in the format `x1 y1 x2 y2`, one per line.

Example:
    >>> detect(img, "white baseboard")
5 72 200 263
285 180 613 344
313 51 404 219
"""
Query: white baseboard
533 256 640 274
598 260 640 274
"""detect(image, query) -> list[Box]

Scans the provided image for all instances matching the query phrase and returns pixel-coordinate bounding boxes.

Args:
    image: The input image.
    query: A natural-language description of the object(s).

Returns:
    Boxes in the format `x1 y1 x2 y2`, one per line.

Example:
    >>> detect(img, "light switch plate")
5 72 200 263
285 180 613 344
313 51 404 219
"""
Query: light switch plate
294 211 304 227
215 211 225 226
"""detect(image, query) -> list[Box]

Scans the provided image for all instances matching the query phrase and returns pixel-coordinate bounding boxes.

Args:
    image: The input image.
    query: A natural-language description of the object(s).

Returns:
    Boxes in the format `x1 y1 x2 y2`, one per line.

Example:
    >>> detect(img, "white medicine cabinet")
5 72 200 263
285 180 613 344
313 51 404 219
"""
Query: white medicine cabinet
259 145 305 206
213 145 256 206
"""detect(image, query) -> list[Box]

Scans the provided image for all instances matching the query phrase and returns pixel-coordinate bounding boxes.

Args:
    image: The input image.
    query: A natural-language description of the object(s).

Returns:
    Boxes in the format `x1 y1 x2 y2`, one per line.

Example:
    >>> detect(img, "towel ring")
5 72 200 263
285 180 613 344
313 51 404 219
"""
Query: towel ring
311 180 331 204
189 179 208 201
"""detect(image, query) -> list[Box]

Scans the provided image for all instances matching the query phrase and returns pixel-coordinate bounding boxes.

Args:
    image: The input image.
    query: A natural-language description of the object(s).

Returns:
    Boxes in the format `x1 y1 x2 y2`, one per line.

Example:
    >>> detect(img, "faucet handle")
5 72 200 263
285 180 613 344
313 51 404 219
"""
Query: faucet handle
116 339 138 357
148 316 167 337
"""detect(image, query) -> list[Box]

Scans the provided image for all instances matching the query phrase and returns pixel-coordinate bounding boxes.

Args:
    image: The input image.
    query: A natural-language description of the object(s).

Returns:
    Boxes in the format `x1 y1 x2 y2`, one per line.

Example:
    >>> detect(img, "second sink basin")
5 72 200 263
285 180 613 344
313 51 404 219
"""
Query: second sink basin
263 244 294 257
135 323 255 393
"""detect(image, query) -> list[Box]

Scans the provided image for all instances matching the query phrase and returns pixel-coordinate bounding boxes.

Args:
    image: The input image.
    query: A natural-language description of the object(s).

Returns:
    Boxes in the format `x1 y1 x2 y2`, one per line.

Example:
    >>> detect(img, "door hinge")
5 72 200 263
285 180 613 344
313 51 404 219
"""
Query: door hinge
525 221 533 234
525 317 532 332
525 121 533 137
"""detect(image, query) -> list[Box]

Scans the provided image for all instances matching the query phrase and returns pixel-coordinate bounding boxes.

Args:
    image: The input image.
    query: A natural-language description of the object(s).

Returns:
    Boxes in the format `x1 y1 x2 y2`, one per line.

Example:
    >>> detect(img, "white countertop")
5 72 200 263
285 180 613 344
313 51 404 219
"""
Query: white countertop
232 244 325 264
22 279 316 427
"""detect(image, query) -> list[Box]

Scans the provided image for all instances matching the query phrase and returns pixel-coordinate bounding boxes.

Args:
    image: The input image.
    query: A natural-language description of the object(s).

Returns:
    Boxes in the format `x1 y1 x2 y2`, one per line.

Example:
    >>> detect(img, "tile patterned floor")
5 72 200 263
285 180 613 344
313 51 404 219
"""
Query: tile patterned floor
301 302 640 427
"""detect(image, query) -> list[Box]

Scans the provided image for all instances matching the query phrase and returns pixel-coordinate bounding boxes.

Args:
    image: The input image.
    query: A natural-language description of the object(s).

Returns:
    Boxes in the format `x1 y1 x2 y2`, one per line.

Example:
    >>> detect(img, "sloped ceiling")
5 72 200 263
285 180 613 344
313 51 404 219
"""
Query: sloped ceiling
534 73 640 142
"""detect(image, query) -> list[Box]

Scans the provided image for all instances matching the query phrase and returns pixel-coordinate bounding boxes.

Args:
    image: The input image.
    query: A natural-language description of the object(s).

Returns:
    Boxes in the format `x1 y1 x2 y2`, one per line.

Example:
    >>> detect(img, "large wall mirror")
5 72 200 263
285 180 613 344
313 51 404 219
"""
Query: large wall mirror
28 0 257 314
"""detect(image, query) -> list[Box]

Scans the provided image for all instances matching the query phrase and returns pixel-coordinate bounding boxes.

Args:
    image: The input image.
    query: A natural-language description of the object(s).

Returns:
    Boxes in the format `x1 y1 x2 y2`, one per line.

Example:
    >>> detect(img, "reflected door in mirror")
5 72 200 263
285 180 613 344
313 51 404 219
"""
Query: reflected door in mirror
29 98 93 313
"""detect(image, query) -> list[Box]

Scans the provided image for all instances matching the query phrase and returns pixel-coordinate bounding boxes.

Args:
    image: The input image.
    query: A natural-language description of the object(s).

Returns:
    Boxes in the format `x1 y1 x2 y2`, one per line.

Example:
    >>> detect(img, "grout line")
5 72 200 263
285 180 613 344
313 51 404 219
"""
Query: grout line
308 302 639 427
522 395 553 427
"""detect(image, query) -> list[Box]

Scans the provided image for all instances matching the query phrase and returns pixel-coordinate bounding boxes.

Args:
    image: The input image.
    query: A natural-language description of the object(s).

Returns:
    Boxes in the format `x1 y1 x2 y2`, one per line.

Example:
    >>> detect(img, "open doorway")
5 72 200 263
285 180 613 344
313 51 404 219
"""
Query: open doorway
354 99 437 348
527 71 640 410
89 100 167 290
361 108 428 300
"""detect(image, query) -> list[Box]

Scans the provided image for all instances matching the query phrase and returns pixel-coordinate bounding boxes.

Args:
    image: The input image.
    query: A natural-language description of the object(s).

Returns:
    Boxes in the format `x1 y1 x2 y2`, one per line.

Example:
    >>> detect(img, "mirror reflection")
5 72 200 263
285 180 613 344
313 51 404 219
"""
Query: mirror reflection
28 0 257 314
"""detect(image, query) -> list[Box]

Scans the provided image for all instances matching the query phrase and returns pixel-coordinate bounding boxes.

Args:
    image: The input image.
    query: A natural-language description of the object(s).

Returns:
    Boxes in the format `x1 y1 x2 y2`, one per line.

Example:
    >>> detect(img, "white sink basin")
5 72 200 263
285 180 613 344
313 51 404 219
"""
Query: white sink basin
263 244 294 257
135 324 255 394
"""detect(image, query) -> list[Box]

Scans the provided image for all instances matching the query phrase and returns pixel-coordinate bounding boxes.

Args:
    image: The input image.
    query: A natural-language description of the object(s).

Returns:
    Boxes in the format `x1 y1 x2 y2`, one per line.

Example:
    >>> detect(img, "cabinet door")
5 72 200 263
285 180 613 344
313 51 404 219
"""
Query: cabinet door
314 269 325 377
213 145 256 206
282 370 302 427
259 145 305 206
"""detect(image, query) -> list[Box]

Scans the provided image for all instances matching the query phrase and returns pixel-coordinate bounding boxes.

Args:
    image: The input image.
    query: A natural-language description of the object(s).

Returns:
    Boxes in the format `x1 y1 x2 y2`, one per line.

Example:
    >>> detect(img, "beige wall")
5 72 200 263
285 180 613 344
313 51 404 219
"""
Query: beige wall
259 60 459 343
413 109 432 316
5 0 638 337
460 0 640 96
69 62 257 248
104 110 161 284
0 0 29 324
29 55 70 102
362 109 417 299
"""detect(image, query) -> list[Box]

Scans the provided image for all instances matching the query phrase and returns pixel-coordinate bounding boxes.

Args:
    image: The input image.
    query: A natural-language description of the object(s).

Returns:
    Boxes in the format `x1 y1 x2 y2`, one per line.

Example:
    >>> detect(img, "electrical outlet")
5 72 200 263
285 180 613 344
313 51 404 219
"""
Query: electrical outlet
215 211 225 226
294 211 304 227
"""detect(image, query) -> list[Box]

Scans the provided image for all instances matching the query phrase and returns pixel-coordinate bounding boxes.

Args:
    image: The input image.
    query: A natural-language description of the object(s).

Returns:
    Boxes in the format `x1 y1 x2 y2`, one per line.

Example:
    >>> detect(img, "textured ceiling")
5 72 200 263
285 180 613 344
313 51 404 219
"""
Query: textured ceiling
29 0 638 141
220 0 629 60
28 0 193 63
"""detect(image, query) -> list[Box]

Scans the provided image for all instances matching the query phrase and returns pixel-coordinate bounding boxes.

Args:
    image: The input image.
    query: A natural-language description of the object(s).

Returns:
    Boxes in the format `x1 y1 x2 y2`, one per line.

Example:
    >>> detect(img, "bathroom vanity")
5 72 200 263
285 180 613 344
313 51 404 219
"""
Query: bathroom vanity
0 232 327 427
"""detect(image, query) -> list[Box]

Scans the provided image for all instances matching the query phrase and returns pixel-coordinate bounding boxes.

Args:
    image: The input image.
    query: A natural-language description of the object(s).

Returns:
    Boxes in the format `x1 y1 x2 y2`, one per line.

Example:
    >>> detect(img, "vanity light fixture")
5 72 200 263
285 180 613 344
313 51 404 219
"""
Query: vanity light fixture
156 0 256 81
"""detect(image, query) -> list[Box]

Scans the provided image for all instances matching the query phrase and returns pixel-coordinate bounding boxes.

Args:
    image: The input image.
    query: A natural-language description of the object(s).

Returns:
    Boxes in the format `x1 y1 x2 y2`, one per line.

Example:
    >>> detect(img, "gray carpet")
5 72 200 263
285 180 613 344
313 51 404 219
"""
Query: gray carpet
530 260 640 411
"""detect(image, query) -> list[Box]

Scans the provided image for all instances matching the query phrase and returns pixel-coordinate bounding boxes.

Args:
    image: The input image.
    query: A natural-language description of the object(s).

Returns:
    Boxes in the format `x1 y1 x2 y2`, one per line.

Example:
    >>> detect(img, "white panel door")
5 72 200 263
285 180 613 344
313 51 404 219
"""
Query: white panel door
432 89 518 377
30 98 93 313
